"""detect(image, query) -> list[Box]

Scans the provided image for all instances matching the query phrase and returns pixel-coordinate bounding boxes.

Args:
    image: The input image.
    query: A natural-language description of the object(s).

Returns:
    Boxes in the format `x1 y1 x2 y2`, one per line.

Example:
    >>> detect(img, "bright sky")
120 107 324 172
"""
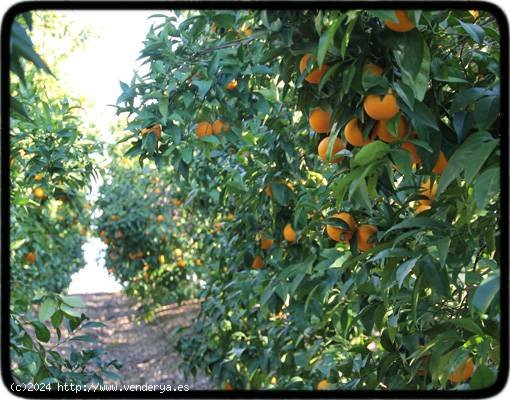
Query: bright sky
52 10 167 294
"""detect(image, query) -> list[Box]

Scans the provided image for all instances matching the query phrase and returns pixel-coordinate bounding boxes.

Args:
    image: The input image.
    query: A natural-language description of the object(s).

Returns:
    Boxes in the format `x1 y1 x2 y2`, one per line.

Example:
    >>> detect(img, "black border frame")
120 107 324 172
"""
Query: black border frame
1 1 508 398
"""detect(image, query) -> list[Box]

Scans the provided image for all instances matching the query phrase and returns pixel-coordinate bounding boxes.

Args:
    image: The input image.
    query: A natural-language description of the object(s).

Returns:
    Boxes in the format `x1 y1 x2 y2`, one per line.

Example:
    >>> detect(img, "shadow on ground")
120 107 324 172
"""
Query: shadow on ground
74 292 211 389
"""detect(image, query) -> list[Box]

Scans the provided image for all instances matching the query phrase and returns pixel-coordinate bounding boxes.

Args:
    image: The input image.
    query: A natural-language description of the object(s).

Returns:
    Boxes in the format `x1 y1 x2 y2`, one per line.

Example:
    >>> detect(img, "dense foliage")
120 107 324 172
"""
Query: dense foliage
110 8 502 390
9 13 119 385
94 152 207 320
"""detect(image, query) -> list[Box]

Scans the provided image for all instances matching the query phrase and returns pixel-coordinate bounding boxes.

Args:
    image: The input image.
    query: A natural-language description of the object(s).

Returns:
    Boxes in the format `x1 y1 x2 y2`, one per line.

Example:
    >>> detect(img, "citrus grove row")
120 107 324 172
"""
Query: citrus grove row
98 8 502 390
10 12 121 385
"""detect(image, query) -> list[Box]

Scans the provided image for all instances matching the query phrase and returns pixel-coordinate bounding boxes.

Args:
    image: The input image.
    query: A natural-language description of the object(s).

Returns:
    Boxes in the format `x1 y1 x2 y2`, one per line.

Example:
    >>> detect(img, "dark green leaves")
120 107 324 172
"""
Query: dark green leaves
317 17 343 66
31 321 51 342
38 298 57 322
437 131 498 194
458 20 486 44
352 141 390 167
396 256 420 287
10 21 52 82
472 271 500 314
393 30 430 101
473 167 499 210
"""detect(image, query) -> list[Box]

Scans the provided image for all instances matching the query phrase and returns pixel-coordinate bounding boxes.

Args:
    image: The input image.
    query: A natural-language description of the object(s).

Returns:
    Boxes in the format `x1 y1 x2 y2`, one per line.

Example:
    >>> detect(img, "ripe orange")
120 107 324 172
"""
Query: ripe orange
140 123 162 140
344 118 373 147
226 212 235 221
326 212 356 243
363 63 383 76
265 184 272 197
432 151 448 174
156 214 164 223
251 255 264 269
357 224 378 252
318 137 345 163
449 357 475 384
401 142 421 165
34 173 44 181
195 259 202 266
260 236 274 250
364 90 400 121
414 199 432 214
173 249 183 257
196 121 213 138
374 116 407 142
385 10 415 32
111 215 120 221
299 53 330 84
158 254 165 265
33 187 45 199
420 179 437 200
177 258 186 268
226 79 238 90
212 120 230 134
309 108 331 133
172 198 181 206
224 382 233 390
283 224 297 242
25 252 36 264
317 380 330 390
240 25 253 36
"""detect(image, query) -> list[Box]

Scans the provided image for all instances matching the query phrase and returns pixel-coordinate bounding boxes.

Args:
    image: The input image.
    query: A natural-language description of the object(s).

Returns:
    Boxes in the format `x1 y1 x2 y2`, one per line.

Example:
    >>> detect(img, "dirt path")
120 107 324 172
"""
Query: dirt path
75 292 212 389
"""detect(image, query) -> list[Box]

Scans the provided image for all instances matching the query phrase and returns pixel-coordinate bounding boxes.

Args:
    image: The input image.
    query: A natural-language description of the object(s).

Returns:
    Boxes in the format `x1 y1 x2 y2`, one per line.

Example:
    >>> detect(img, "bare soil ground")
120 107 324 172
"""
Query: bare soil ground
75 292 211 389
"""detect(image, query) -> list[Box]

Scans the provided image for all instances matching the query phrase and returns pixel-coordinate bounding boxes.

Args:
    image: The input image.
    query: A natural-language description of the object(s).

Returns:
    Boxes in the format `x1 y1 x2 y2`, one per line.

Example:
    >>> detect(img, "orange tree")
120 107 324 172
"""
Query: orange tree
93 150 207 321
114 9 502 390
9 12 119 385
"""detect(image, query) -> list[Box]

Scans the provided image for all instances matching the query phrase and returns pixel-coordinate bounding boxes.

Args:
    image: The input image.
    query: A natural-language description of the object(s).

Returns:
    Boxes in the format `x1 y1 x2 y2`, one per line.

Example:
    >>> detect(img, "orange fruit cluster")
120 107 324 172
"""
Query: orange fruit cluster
326 212 378 252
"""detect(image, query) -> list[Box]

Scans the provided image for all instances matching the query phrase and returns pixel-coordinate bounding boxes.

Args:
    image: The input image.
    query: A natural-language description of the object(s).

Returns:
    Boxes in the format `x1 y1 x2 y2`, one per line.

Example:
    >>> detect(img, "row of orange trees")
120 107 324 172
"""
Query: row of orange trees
93 149 209 321
106 8 501 390
9 12 119 384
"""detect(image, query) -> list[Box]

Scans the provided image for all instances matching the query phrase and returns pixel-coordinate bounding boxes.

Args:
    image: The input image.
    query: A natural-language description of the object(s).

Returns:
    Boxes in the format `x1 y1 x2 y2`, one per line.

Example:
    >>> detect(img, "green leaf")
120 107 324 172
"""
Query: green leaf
368 10 399 23
470 365 496 390
192 79 212 98
38 298 56 322
352 141 390 167
472 272 499 314
181 146 192 164
450 87 489 113
393 81 415 111
369 248 413 262
31 321 51 343
395 34 430 101
340 15 357 60
384 217 447 235
10 96 30 119
60 295 85 308
458 20 486 44
158 98 169 119
70 334 98 343
317 17 343 66
200 135 220 144
60 303 82 318
473 167 499 210
396 256 420 287
437 132 498 194
318 63 341 92
420 255 450 297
